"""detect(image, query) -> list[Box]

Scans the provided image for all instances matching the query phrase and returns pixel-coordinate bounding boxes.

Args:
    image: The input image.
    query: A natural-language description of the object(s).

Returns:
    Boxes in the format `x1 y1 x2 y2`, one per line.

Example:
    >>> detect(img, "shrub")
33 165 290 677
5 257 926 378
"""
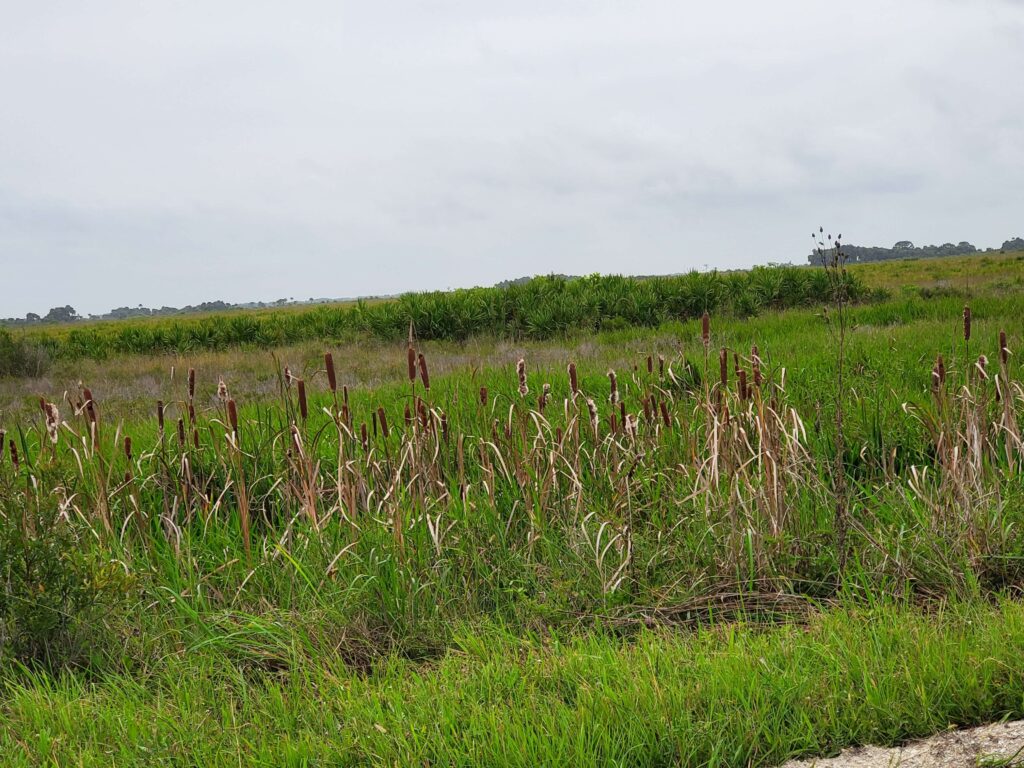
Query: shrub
0 329 49 377
0 490 129 667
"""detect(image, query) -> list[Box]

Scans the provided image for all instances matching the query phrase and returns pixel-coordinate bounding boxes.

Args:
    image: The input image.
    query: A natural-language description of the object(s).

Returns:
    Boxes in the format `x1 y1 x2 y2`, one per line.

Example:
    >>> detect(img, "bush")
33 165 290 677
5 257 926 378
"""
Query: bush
0 329 49 377
0 490 129 667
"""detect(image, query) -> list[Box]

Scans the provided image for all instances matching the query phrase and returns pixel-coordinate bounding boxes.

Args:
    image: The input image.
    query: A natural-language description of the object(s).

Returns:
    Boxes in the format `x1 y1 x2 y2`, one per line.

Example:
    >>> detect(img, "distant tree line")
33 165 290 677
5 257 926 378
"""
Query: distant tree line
808 237 1024 265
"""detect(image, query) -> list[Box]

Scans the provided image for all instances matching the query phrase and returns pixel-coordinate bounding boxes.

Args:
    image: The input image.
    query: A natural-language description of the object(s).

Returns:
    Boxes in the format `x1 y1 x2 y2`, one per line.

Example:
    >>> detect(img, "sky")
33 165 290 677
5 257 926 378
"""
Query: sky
2 1 1023 318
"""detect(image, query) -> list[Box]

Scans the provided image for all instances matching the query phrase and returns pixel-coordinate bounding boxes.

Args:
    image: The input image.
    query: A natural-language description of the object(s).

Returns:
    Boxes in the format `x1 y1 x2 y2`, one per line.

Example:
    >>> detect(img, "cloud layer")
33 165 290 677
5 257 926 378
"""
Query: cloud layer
2 1 1022 316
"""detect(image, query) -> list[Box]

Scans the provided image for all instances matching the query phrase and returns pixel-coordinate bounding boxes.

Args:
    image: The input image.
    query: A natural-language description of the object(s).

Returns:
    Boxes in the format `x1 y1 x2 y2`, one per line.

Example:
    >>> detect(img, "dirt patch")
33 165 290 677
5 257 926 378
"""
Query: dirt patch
782 720 1024 767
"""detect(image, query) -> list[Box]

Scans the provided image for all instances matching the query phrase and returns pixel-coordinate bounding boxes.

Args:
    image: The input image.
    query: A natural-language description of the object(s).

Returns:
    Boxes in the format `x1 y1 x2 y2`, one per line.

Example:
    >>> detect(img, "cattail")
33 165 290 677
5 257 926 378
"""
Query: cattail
586 398 599 432
156 400 165 432
608 370 619 404
325 352 337 393
192 428 200 450
124 436 133 461
40 398 59 444
658 355 665 378
646 355 653 375
0 430 5 461
568 362 579 396
976 355 989 381
217 379 228 402
555 426 564 443
1000 330 1009 366
701 311 710 348
643 396 652 423
83 387 97 424
609 413 618 434
733 351 740 376
738 369 748 401
539 383 551 412
418 353 430 391
404 404 412 427
188 402 196 425
936 354 946 385
343 385 349 408
719 348 728 388
377 407 390 439
931 363 940 394
177 417 186 447
619 400 626 428
751 345 762 389
407 343 417 382
284 366 293 387
659 400 671 429
360 423 368 452
963 306 971 342
227 399 239 437
479 386 488 407
9 440 19 471
517 358 528 396
441 412 449 443
297 379 308 421
188 368 196 401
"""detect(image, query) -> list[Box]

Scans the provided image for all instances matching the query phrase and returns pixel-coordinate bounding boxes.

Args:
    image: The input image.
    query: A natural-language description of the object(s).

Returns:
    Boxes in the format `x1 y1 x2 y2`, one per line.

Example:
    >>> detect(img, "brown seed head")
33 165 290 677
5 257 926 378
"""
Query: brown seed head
407 344 417 382
325 352 337 393
188 368 196 401
377 407 390 439
568 362 579 396
963 306 971 342
124 435 133 460
156 400 165 431
701 312 710 347
608 370 618 404
517 358 528 397
479 386 488 407
1000 330 1009 366
297 379 308 421
418 353 430 391
227 399 239 435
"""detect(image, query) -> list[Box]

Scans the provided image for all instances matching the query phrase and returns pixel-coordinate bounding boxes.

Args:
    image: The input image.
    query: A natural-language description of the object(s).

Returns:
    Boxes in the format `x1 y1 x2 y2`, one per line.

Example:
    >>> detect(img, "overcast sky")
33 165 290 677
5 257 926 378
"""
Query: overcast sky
2 1 1023 317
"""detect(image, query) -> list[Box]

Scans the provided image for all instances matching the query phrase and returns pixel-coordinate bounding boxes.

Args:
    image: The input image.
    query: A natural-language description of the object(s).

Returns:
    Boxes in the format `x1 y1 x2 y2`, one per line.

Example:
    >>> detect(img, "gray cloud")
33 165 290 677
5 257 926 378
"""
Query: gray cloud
2 0 1023 316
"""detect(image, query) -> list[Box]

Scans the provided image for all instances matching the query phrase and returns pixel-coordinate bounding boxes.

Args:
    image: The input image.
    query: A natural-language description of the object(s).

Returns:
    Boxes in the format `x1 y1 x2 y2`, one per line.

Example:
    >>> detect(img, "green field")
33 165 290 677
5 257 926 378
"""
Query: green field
2 252 1024 765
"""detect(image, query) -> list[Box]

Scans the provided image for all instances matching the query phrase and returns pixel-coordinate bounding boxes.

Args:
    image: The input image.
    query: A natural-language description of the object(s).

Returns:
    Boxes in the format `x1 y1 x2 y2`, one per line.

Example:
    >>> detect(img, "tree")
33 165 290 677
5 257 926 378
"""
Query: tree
43 306 80 323
893 240 914 250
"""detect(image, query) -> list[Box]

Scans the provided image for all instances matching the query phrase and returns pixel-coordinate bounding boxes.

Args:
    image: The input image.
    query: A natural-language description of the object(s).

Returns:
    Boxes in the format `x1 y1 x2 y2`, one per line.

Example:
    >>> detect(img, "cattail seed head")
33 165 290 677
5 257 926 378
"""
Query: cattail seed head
40 399 59 444
609 413 618 434
177 417 186 447
82 387 97 424
701 312 710 348
739 369 748 401
297 379 308 421
1000 330 1009 366
658 355 665 378
568 362 579 396
284 366 293 387
187 368 196 401
407 344 417 382
659 400 671 429
646 355 653 375
217 379 228 402
517 358 528 396
479 386 488 407
325 352 337 393
377 407 390 439
404 404 412 427
418 353 430 391
936 354 946 385
0 430 5 461
619 400 626 427
188 402 196 425
608 370 618 404
976 355 989 381
9 440 19 471
360 422 368 452
156 400 165 432
227 399 239 436
124 436 133 460
192 428 200 450
719 348 728 388
751 345 762 388
963 306 971 342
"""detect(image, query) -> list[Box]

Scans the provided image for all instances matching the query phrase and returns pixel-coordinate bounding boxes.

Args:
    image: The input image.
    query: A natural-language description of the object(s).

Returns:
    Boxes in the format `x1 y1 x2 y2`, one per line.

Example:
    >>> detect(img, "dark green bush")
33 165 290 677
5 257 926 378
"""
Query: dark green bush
0 490 129 667
0 329 49 377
